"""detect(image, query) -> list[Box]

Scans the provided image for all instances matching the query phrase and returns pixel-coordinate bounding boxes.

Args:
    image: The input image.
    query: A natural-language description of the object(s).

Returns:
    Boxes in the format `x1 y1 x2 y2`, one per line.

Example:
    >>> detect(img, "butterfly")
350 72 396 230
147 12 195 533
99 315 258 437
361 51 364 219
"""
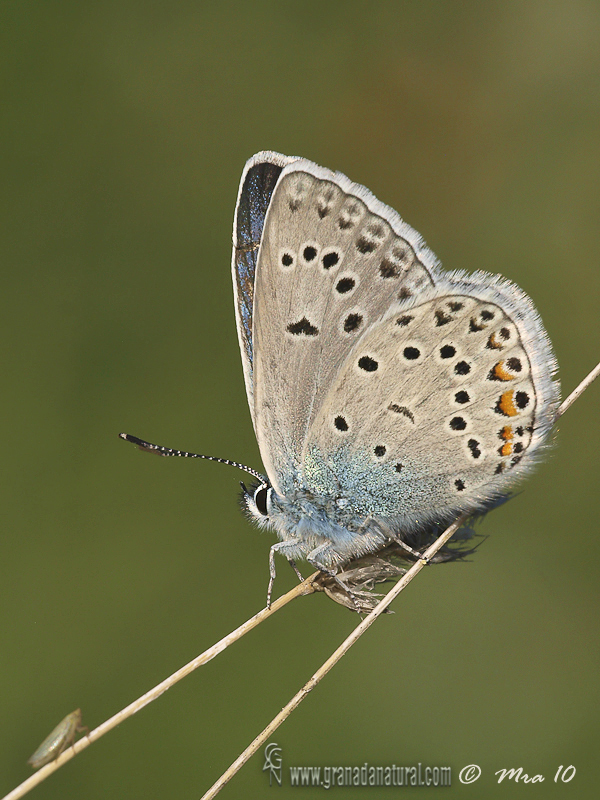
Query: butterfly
122 151 560 604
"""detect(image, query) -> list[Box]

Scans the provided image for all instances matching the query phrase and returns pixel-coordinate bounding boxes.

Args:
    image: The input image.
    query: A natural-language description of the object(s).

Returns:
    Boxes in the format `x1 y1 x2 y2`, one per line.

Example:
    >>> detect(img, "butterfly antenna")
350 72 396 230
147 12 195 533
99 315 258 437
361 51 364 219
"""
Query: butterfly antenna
119 433 266 484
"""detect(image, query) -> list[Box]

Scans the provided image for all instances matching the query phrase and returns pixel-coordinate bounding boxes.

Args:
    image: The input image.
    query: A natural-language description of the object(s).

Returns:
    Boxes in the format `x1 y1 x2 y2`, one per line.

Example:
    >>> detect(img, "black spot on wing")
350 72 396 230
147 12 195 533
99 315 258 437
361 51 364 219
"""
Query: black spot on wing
344 313 363 333
287 318 319 336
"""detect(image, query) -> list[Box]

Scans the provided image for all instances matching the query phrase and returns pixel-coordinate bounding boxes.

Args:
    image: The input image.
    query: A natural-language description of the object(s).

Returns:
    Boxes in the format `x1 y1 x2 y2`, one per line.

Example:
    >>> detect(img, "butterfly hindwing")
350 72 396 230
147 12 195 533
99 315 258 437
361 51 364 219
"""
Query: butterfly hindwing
302 273 559 530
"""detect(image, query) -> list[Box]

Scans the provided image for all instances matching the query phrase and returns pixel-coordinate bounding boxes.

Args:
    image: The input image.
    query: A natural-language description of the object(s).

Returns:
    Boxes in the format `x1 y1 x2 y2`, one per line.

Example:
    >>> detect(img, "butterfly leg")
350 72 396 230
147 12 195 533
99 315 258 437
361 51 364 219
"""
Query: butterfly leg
355 515 430 565
305 543 361 611
393 538 431 564
289 559 304 582
267 540 304 608
355 515 429 563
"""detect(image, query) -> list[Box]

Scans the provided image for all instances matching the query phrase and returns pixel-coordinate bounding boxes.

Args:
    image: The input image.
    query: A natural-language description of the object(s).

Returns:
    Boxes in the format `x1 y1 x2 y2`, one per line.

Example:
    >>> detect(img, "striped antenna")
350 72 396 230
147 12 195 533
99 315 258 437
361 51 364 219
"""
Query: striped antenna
119 433 266 484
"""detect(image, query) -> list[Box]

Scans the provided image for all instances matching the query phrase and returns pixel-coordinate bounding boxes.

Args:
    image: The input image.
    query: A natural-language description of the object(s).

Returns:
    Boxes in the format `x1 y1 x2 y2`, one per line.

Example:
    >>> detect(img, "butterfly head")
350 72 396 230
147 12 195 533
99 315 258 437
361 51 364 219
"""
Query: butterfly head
240 480 274 525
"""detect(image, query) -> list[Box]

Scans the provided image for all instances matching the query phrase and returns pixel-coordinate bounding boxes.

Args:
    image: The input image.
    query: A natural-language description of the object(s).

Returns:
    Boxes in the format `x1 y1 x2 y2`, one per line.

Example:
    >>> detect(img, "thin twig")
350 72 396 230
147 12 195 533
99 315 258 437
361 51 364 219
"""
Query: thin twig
200 515 467 799
1 575 319 800
557 360 600 418
200 358 600 798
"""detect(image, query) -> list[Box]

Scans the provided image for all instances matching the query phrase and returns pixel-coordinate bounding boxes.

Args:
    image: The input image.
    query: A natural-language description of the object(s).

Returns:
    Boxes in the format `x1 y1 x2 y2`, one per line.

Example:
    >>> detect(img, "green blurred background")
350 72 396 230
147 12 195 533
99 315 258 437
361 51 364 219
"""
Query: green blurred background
2 1 599 797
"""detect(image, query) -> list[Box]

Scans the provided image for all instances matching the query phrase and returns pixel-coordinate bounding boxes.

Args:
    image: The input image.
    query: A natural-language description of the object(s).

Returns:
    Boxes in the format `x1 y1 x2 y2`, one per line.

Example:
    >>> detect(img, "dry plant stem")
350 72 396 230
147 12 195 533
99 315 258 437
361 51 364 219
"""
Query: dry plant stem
0 575 319 800
557 360 600 418
199 514 467 800
200 359 600 799
3 360 598 800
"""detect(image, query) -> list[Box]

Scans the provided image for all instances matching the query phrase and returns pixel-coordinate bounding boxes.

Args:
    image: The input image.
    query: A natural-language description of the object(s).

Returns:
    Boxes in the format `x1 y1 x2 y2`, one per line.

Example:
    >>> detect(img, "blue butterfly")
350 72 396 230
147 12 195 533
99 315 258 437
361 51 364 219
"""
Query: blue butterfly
123 152 560 604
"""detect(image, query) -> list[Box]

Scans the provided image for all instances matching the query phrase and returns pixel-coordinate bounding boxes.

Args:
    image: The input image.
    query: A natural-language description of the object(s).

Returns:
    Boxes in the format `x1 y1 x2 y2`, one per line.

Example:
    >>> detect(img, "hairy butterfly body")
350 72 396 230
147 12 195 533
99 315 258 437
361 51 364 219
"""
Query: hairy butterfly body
233 152 559 579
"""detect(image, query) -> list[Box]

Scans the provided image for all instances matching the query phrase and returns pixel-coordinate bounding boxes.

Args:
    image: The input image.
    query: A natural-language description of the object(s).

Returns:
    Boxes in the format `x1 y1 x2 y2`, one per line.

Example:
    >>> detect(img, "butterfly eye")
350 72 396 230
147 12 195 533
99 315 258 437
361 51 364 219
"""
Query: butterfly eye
253 485 270 516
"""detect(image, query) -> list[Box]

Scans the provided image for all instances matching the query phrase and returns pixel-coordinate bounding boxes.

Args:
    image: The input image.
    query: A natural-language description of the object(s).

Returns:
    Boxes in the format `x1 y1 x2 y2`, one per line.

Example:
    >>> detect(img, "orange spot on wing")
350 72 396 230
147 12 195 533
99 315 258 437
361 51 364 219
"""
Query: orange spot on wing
500 425 513 441
498 391 518 417
488 333 504 349
500 442 513 456
492 361 515 381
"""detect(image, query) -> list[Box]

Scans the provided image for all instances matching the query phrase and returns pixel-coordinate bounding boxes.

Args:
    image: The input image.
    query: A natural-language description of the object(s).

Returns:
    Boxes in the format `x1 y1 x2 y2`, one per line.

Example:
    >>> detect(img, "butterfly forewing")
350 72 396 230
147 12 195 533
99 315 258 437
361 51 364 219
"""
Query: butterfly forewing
252 160 439 494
